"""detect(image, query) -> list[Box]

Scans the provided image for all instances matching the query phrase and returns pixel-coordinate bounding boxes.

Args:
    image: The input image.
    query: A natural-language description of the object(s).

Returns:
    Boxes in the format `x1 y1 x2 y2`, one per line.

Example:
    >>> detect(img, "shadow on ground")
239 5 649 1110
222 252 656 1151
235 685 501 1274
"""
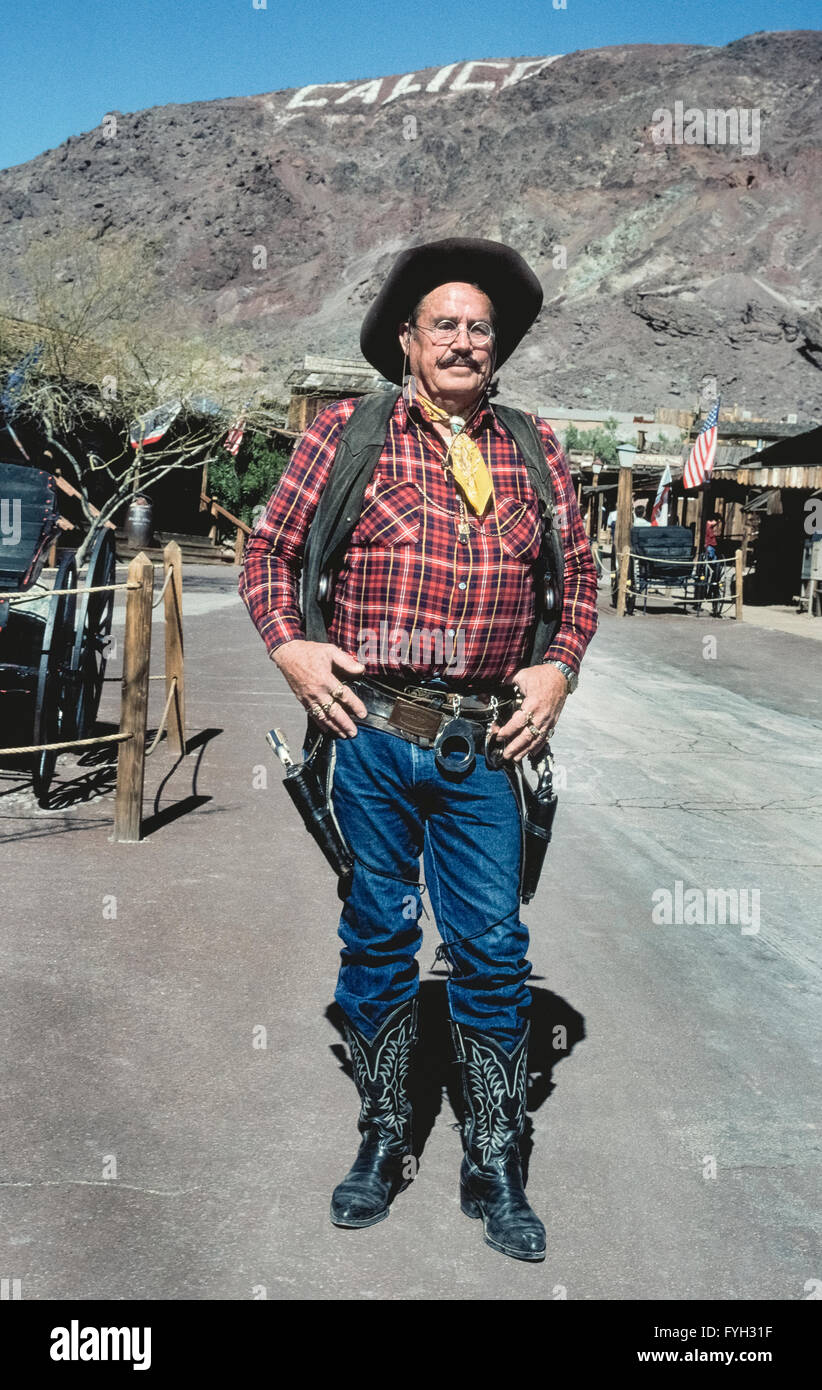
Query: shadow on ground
326 980 585 1183
0 704 222 831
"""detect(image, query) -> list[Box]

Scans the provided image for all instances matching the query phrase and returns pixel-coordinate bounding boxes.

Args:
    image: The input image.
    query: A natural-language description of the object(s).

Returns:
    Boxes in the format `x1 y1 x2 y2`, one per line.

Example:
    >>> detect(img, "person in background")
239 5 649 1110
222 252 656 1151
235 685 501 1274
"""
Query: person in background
607 505 617 550
705 514 722 558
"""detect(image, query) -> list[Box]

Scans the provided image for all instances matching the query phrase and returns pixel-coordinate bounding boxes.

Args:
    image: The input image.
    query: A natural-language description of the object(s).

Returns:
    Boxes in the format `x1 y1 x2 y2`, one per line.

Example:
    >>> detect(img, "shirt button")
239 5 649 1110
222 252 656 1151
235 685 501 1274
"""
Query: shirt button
458 581 467 590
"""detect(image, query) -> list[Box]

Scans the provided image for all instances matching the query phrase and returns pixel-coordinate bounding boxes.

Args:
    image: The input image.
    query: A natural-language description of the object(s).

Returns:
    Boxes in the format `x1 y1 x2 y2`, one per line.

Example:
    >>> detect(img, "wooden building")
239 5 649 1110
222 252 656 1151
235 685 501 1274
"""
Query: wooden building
705 425 822 608
575 418 822 611
286 356 391 432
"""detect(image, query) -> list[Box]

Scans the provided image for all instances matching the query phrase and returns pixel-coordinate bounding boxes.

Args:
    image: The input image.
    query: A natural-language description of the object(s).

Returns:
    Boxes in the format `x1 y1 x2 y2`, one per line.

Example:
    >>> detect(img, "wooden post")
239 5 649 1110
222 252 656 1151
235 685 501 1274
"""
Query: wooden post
735 548 744 621
163 541 185 756
113 553 154 842
614 461 634 566
233 525 245 564
697 476 712 554
616 547 631 616
741 509 752 569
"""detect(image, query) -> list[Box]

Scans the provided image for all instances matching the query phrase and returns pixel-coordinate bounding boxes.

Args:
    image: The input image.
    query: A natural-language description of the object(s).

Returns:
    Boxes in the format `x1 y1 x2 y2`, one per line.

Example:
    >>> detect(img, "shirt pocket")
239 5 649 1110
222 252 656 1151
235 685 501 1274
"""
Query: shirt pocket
493 494 542 562
352 480 422 547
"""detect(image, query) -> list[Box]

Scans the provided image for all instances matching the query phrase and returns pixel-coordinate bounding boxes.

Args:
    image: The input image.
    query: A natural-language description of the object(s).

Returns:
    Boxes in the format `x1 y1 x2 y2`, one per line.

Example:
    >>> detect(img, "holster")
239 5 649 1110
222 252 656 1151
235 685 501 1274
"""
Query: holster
504 752 559 904
282 723 354 892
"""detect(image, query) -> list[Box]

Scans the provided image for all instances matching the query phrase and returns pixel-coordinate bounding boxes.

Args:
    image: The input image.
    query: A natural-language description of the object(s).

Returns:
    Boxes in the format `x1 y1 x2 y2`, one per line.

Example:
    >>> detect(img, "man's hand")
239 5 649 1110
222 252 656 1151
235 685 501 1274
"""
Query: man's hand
491 663 569 763
272 639 368 737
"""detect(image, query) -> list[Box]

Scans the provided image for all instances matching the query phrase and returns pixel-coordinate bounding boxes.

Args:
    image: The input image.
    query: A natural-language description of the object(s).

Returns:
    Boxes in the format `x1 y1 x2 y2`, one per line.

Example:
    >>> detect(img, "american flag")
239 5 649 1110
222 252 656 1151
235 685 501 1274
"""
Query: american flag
683 398 720 490
651 464 672 525
223 417 246 456
129 399 181 449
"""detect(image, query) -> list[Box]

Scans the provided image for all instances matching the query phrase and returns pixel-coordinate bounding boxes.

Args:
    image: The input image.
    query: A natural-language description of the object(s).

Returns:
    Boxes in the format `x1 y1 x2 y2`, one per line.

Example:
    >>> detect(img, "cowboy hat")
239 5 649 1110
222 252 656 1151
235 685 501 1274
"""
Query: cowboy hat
360 237 543 385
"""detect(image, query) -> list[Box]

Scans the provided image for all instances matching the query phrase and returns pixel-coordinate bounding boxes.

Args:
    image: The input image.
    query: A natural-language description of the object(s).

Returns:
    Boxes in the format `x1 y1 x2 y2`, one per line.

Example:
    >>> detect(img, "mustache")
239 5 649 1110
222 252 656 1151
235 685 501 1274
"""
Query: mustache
437 352 482 369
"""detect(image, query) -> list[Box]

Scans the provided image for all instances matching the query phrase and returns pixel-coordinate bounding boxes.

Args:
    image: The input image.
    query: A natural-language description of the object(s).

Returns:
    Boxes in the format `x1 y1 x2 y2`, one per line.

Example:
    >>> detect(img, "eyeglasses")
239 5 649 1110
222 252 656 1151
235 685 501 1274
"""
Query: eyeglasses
412 318 495 348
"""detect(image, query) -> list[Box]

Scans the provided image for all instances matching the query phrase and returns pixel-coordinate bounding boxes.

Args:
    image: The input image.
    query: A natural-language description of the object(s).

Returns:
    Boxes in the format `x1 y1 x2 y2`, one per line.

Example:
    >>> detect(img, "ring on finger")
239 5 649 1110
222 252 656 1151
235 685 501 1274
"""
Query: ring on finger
330 685 345 701
525 714 547 738
310 703 326 719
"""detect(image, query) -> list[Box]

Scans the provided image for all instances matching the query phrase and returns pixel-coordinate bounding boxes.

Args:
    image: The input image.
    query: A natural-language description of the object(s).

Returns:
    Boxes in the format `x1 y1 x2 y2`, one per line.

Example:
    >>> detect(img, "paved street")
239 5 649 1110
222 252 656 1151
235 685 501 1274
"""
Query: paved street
1 566 820 1301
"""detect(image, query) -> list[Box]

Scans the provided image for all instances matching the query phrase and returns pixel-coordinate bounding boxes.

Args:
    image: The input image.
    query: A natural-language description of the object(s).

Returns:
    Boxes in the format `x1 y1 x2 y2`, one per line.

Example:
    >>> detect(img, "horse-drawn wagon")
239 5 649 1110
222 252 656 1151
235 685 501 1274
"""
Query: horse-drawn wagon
612 524 735 617
0 460 116 803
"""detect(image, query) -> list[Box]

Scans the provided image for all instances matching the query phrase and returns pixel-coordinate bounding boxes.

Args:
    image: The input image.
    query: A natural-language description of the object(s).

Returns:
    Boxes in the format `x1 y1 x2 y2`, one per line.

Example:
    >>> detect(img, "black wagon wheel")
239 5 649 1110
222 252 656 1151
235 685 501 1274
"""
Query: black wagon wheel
32 551 77 805
68 527 117 739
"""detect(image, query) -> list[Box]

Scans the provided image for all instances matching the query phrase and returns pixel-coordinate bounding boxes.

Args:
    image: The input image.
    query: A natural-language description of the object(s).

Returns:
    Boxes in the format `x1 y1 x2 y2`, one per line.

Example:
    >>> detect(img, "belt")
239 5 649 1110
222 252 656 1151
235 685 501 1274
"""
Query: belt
350 675 518 751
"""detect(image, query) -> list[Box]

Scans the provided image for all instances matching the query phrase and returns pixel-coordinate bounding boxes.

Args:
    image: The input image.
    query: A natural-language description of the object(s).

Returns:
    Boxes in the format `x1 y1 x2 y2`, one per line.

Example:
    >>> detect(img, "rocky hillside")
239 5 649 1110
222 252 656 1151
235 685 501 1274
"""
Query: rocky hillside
1 31 820 419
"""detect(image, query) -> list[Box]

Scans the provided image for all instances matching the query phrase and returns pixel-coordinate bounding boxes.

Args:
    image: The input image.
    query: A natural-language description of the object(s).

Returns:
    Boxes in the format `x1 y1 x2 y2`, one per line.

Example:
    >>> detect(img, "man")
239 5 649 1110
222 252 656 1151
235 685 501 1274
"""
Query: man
239 238 598 1263
704 513 722 558
633 501 652 527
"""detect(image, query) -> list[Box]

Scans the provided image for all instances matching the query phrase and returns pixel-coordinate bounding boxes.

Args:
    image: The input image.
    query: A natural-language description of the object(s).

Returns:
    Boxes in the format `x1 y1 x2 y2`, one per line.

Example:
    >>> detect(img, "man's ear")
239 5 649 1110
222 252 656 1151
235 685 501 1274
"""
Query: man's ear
399 322 411 352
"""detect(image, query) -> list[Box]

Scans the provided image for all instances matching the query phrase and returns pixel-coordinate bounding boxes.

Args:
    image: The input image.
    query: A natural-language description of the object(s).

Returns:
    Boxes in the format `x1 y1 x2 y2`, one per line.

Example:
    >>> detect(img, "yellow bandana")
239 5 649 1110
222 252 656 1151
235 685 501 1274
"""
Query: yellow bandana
409 384 494 515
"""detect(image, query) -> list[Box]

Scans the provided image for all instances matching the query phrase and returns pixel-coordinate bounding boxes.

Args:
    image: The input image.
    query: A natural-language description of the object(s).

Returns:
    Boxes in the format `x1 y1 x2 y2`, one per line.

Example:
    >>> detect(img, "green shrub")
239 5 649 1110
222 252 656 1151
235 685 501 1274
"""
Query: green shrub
208 432 290 525
563 418 619 466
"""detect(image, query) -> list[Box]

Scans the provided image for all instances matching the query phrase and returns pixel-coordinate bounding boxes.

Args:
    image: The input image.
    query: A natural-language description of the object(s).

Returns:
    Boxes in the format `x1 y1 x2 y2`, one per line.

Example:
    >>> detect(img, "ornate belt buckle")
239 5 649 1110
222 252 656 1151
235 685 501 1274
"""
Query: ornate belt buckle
388 697 443 741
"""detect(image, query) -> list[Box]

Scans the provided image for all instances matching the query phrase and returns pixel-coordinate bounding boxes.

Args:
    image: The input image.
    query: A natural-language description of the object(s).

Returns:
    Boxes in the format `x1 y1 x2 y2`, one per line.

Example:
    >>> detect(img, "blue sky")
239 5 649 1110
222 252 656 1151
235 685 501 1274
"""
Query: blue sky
2 0 819 170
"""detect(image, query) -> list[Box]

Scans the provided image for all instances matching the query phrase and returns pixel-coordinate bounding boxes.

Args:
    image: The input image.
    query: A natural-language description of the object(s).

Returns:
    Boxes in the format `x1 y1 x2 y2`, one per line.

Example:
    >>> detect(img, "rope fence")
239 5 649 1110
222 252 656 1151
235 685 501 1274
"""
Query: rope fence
622 551 738 568
144 676 179 756
0 731 131 756
0 581 139 602
0 541 186 840
152 566 174 607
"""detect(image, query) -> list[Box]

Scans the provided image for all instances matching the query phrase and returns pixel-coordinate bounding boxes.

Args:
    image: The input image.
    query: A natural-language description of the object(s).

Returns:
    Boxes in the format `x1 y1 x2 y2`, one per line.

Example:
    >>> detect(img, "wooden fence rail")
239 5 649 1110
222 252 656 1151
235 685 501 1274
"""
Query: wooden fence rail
199 492 251 563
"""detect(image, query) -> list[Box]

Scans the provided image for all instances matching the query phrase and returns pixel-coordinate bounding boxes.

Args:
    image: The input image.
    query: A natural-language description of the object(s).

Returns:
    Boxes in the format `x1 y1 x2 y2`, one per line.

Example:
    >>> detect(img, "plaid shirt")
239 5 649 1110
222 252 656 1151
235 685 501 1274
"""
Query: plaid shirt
238 392 598 683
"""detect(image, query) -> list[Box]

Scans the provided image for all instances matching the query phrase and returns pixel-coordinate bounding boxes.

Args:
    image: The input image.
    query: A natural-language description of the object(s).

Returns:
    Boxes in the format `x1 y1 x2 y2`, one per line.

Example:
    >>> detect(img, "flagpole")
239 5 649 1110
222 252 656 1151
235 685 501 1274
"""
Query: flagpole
698 473 710 554
697 396 719 555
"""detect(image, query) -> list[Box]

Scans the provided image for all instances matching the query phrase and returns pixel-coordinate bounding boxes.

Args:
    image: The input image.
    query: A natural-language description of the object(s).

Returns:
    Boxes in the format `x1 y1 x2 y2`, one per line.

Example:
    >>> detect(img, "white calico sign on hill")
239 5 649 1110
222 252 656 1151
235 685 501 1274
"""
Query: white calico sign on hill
279 58 561 113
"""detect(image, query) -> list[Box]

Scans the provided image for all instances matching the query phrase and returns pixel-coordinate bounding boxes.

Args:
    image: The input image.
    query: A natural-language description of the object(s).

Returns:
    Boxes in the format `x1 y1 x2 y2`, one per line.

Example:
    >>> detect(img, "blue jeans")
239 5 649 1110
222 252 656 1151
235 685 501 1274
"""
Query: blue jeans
327 723 531 1052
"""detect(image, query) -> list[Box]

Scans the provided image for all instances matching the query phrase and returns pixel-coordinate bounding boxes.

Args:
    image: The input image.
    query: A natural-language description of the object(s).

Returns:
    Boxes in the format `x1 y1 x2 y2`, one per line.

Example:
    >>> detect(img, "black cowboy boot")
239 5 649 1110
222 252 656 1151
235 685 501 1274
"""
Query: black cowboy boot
451 1018 546 1261
330 997 418 1228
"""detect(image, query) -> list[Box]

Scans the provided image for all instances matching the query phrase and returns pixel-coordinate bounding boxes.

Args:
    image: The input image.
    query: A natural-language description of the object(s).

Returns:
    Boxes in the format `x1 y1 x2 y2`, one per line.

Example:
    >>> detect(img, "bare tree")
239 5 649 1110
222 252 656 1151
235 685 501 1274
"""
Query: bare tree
1 233 277 565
